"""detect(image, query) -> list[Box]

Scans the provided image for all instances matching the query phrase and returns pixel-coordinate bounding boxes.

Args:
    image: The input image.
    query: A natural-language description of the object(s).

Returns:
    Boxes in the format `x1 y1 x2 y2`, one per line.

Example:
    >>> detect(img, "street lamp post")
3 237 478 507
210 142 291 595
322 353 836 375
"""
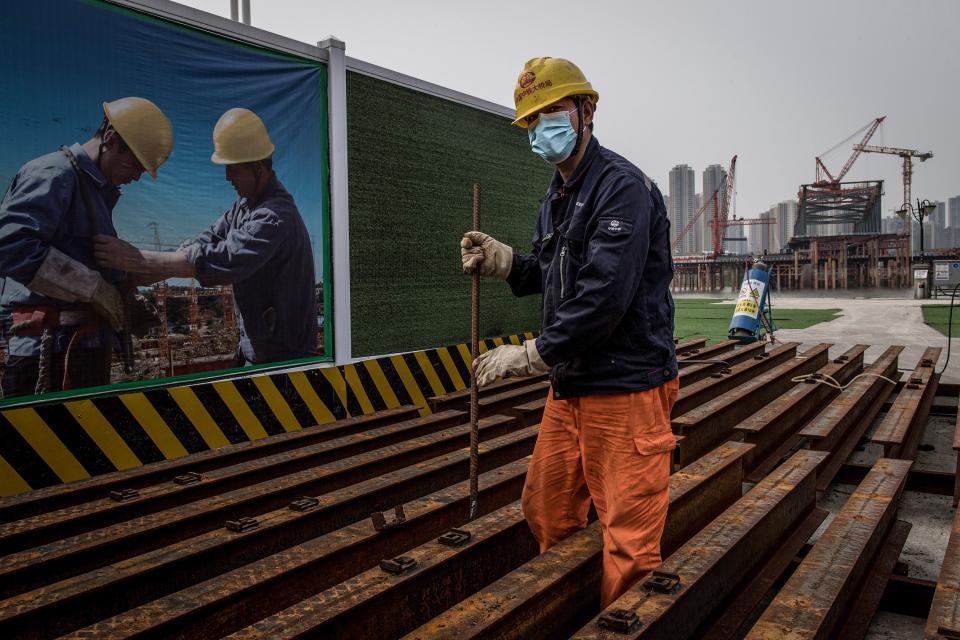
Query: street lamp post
899 198 937 298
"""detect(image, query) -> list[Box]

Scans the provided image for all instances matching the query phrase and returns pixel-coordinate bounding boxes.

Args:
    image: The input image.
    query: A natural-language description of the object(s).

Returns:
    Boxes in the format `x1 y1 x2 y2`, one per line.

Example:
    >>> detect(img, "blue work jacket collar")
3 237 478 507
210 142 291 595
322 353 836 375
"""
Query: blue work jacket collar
548 136 601 195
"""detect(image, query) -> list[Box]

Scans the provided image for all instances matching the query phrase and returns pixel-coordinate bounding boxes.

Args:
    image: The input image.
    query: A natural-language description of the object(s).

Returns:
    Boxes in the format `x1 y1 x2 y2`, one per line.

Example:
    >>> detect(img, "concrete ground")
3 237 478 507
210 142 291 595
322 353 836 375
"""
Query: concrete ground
757 296 960 384
739 295 957 637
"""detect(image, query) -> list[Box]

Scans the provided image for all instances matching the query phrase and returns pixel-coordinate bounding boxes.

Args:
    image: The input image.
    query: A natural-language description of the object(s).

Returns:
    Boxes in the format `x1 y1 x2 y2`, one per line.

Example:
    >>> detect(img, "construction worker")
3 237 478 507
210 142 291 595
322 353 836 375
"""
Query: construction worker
94 108 316 365
0 97 173 397
460 58 677 607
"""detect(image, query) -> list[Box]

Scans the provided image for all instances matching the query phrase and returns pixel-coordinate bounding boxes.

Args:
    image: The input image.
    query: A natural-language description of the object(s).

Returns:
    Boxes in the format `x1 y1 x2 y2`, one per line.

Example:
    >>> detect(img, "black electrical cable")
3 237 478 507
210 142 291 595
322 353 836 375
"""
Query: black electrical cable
938 283 960 376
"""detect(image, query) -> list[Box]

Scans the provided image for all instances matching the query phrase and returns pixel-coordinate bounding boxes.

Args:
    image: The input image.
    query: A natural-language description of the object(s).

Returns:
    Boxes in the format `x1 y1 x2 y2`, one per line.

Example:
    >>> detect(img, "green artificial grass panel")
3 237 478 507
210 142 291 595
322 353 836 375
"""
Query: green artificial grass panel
673 299 841 344
922 305 960 337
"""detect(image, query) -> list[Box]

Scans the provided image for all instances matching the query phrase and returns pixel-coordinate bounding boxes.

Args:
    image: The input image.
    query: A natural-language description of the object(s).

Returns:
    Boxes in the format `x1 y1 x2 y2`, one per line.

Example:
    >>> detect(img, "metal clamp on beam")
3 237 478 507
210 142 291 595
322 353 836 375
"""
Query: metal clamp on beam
380 555 417 575
173 471 202 486
109 488 139 502
597 608 640 633
289 496 320 512
804 373 824 384
643 570 681 594
225 517 259 533
371 505 406 531
922 358 934 368
437 528 471 546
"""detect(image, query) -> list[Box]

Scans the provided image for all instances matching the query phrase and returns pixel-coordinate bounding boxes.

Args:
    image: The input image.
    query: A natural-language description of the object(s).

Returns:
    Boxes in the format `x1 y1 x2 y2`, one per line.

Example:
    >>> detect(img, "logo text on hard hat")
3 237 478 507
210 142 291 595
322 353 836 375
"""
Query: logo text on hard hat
516 79 554 104
519 72 536 89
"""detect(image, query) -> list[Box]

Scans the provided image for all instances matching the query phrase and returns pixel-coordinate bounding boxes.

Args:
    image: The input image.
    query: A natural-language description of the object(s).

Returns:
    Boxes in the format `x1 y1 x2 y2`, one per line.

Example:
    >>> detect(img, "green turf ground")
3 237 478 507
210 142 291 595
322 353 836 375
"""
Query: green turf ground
922 304 960 337
674 298 841 344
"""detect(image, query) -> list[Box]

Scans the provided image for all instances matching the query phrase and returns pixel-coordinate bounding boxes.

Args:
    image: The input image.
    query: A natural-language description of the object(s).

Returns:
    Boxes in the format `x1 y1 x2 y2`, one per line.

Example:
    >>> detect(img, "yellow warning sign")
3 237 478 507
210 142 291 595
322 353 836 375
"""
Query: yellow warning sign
735 298 758 316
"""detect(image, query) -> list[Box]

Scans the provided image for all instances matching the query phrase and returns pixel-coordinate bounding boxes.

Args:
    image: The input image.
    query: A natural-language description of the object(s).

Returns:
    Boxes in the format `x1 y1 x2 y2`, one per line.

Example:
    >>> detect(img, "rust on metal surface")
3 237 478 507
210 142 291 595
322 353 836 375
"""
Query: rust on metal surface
678 342 765 385
926 504 960 639
871 347 942 459
745 458 912 640
675 338 708 355
673 342 799 417
672 344 831 467
734 344 867 479
676 339 737 369
402 441 754 640
569 449 827 640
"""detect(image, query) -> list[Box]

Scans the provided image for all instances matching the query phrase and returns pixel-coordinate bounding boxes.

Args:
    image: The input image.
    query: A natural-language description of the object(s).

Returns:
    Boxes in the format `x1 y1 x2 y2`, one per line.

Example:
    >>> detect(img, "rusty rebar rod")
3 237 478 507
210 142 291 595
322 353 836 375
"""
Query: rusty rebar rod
470 183 480 520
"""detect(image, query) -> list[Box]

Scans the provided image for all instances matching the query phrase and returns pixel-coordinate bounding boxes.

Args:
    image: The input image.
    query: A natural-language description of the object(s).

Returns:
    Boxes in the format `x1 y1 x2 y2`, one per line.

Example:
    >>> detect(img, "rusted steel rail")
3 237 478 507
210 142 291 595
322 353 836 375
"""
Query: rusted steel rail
241 442 754 640
0 419 535 598
734 344 867 480
675 338 708 355
926 504 960 639
0 405 421 524
568 449 827 640
953 400 960 508
478 380 551 417
0 409 470 553
676 339 737 368
678 342 765 385
746 458 912 640
2 457 533 640
871 347 942 459
798 346 903 490
672 344 831 467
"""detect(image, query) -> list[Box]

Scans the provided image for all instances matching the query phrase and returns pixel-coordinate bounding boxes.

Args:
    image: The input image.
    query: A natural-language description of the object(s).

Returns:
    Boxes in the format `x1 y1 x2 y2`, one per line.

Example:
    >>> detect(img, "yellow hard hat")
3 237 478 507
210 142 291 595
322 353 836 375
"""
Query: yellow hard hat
102 97 173 179
513 57 599 128
211 108 275 165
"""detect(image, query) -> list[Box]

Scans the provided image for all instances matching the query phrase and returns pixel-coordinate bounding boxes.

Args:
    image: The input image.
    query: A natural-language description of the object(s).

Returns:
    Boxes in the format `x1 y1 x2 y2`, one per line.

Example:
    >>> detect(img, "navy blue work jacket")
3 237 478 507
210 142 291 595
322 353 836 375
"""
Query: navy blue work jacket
0 144 121 356
507 137 677 399
185 174 316 364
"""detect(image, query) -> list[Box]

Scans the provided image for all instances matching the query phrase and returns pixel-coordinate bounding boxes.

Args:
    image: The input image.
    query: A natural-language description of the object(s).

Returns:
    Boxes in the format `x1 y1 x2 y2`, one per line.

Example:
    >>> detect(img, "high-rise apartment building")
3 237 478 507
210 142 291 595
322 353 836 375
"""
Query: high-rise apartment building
669 164 696 255
769 200 797 252
701 164 727 256
948 195 960 229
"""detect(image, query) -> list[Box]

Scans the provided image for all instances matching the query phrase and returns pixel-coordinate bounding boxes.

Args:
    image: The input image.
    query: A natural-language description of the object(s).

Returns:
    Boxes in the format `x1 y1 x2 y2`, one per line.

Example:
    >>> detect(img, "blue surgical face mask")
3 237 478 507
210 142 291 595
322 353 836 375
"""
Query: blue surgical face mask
528 110 577 164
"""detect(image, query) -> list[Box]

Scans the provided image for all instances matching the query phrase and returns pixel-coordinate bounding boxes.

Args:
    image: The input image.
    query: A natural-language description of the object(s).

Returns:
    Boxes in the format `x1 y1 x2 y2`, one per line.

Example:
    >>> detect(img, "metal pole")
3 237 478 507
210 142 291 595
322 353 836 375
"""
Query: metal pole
241 0 250 24
469 183 481 520
229 0 238 21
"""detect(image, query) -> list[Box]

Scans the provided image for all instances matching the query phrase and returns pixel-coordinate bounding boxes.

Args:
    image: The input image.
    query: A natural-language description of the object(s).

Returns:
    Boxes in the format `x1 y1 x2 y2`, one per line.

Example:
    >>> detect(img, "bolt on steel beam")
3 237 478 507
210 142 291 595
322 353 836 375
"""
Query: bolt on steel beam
672 342 800 418
672 344 831 467
0 409 469 553
871 347 942 459
797 346 903 491
401 443 752 640
0 418 534 599
569 449 827 640
678 342 765 385
735 344 868 480
745 458 912 640
675 338 709 355
0 405 421 524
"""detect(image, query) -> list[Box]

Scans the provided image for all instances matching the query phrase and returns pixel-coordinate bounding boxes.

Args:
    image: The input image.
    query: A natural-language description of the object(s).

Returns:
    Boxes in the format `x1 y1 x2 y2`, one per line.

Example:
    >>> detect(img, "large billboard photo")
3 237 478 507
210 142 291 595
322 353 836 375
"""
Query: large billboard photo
0 0 330 403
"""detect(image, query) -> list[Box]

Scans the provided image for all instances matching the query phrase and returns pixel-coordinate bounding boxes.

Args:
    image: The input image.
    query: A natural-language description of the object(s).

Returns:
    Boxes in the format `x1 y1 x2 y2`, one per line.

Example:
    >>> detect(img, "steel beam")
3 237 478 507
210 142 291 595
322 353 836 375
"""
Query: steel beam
746 458 912 640
0 419 533 598
385 443 754 640
735 344 867 480
673 344 831 467
676 339 737 369
0 409 468 553
925 502 960 639
798 346 902 490
672 342 800 417
428 374 548 413
871 347 942 459
569 449 827 640
675 339 708 355
678 342 765 385
9 459 532 640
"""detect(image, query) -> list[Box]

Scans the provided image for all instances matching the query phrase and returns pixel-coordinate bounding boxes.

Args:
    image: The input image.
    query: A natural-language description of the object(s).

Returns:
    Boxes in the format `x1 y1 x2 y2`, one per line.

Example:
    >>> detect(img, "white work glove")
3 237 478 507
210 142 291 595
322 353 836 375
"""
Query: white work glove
474 340 549 387
461 231 513 279
28 247 125 330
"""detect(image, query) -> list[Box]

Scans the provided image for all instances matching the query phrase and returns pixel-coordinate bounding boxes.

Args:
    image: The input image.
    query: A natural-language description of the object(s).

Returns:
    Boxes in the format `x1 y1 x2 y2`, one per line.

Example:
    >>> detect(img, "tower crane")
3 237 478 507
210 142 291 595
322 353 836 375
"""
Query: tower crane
852 143 934 215
815 116 885 186
673 155 737 258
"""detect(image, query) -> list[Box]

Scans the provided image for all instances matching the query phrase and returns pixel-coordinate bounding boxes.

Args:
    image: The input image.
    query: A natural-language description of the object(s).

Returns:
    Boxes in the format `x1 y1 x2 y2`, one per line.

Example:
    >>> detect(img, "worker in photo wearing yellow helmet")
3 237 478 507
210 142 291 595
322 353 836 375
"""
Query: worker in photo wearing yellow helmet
94 108 316 365
461 58 678 607
0 97 173 397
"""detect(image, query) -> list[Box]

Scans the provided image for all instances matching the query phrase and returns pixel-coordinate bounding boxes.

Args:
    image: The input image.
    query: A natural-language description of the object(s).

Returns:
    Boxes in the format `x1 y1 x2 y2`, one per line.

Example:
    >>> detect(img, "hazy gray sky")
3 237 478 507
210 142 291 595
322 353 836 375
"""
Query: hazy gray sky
180 0 958 219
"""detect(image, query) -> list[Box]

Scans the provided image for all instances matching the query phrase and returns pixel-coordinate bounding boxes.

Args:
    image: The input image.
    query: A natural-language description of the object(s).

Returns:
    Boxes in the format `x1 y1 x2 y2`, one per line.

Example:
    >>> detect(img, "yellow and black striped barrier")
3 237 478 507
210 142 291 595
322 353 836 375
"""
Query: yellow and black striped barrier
0 333 535 497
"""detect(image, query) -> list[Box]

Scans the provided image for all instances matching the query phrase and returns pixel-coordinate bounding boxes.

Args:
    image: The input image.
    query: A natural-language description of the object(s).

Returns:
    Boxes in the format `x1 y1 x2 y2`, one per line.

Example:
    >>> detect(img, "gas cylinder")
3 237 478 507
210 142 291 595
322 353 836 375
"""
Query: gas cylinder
729 260 770 343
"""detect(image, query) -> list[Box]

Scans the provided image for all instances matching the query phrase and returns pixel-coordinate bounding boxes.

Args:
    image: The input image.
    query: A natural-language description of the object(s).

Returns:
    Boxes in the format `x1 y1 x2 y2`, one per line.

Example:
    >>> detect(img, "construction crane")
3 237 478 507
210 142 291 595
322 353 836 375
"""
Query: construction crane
853 143 934 214
815 116 885 186
673 155 737 259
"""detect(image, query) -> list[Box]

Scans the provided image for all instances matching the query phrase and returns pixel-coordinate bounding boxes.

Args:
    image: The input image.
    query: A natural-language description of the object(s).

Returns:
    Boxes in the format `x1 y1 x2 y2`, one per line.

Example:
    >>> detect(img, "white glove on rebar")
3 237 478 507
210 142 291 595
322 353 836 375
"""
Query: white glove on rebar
461 231 513 279
474 340 549 387
28 247 125 330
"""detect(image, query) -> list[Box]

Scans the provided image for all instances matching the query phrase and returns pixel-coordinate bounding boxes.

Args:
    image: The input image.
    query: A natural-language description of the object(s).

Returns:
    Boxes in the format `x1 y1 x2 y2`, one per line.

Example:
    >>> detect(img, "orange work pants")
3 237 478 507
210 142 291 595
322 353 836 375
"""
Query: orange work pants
521 378 679 607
